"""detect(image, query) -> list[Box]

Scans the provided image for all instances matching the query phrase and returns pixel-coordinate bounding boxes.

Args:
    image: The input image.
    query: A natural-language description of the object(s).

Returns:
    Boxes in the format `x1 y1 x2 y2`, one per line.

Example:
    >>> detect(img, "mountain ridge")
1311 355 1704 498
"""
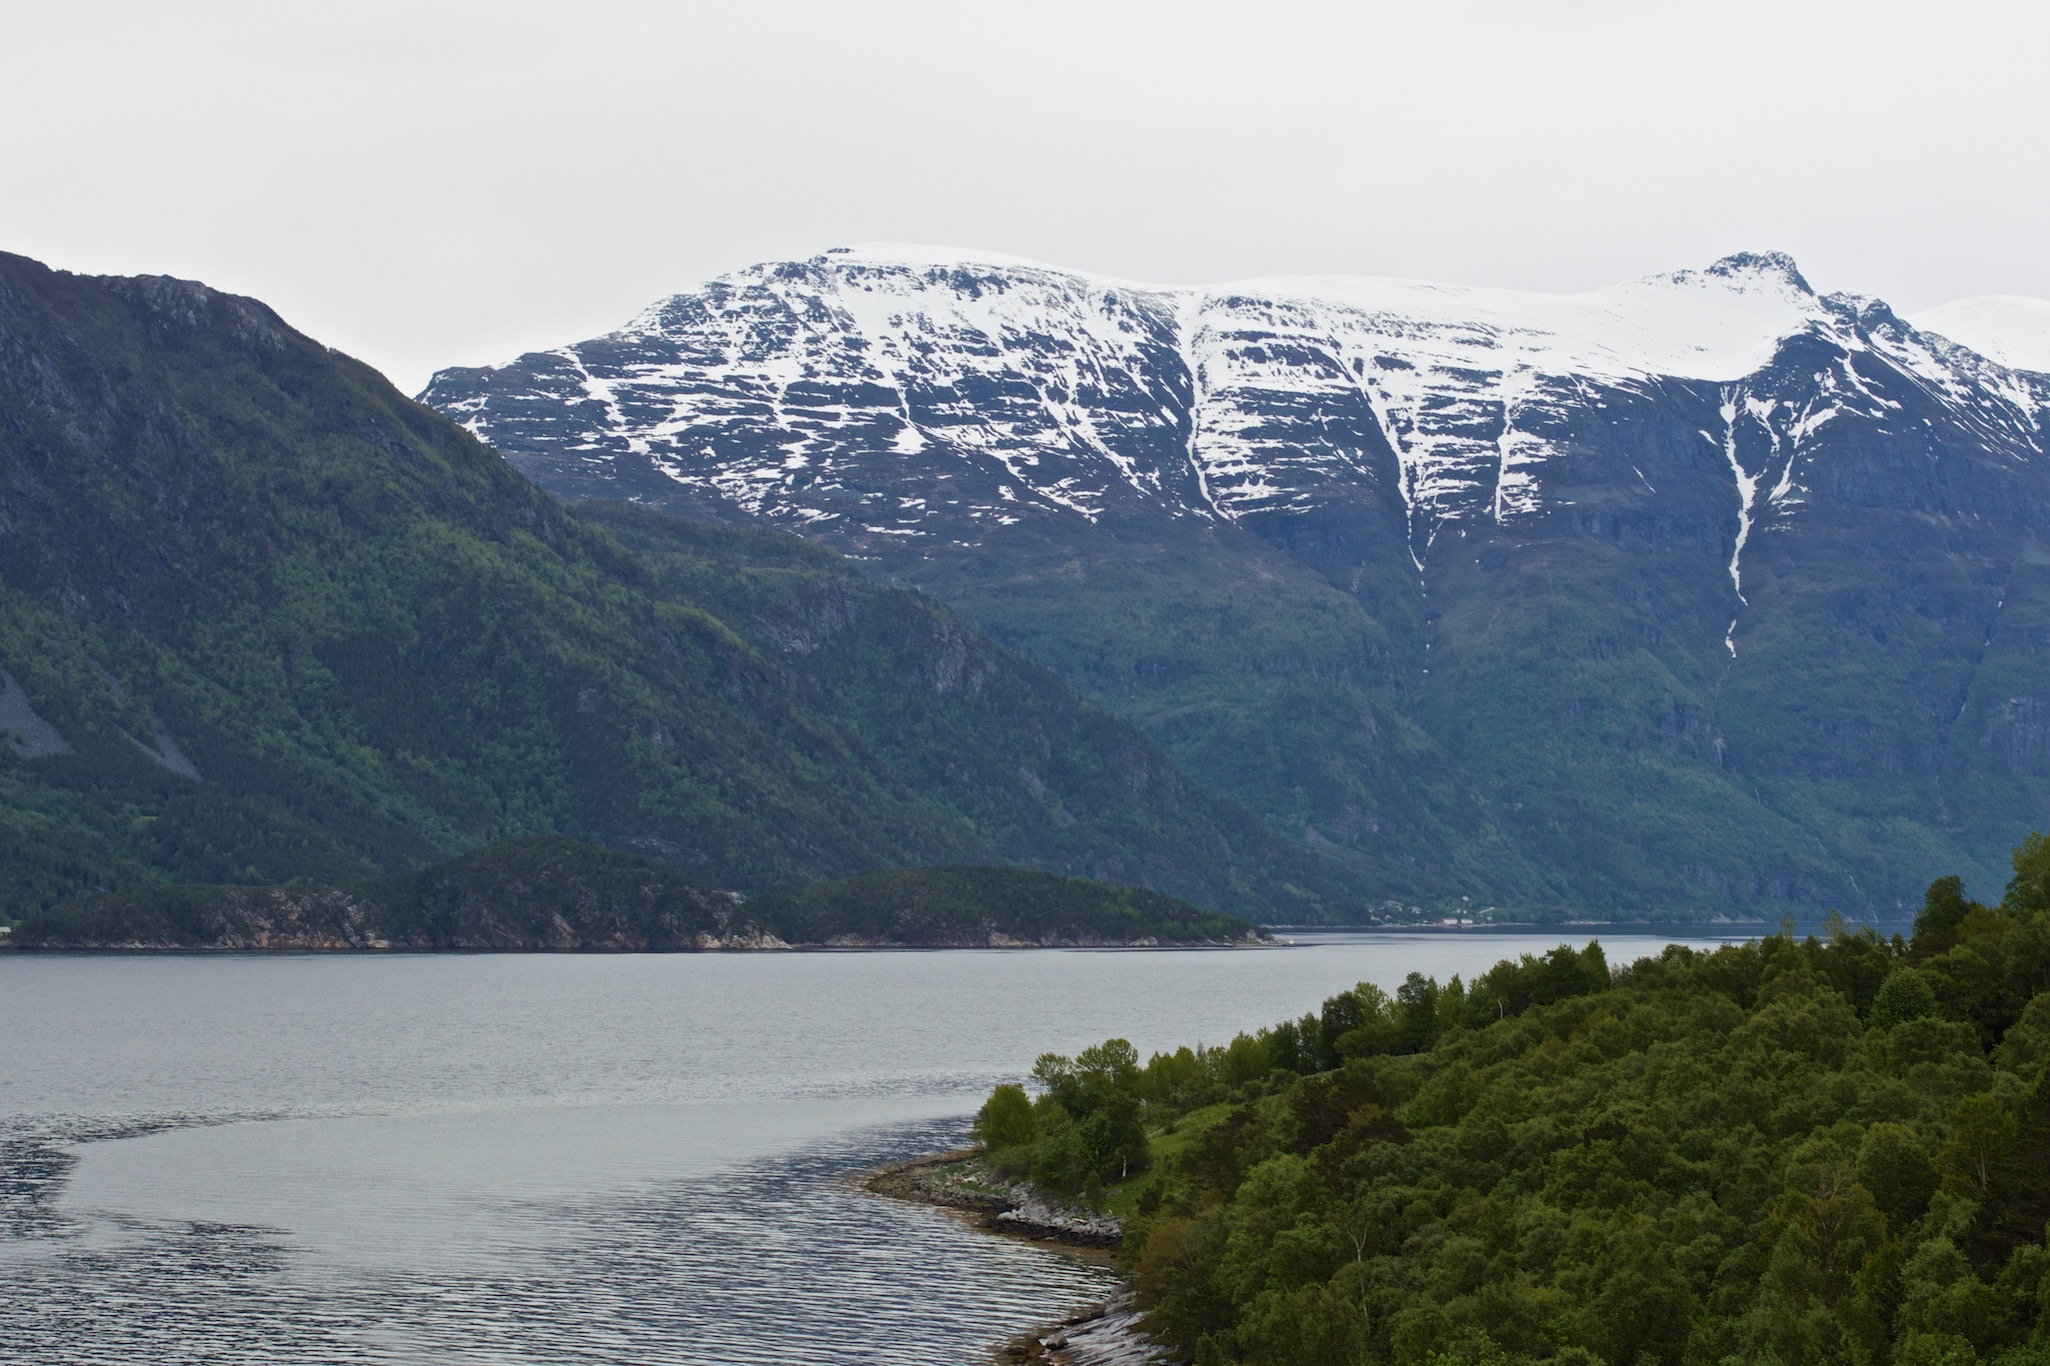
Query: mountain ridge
1910 294 2050 375
421 244 2049 546
420 246 2050 916
0 249 1360 921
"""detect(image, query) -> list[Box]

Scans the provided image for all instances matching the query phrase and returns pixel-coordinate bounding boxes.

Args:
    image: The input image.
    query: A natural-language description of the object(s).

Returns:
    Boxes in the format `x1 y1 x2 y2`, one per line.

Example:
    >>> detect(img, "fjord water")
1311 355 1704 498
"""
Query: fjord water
1 934 1720 1364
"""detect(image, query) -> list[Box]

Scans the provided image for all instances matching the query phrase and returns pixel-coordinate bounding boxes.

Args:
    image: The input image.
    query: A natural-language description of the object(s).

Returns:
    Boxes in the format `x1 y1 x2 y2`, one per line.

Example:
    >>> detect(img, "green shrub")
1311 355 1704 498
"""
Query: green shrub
974 1084 1039 1151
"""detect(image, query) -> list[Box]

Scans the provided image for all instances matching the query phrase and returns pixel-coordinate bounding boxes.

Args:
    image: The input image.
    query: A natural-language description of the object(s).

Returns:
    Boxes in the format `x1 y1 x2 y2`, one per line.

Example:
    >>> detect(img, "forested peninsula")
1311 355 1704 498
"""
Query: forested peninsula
4 836 1262 950
971 836 2050 1365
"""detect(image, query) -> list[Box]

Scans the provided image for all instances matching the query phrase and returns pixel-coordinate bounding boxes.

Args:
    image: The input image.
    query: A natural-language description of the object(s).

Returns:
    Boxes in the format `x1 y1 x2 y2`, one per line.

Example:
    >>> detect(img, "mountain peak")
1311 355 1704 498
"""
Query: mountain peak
821 242 1087 277
414 241 2050 918
1704 250 1813 295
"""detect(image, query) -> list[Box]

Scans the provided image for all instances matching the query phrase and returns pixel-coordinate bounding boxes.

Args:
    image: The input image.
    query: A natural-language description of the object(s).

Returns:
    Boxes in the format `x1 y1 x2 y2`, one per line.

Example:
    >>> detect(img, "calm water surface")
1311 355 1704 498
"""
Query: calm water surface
0 932 1730 1363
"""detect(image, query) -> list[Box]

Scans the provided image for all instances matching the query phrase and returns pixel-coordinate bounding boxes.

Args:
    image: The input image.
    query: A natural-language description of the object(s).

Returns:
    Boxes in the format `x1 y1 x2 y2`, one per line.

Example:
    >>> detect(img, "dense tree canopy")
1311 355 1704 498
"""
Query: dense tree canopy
10 840 1256 951
982 837 2050 1364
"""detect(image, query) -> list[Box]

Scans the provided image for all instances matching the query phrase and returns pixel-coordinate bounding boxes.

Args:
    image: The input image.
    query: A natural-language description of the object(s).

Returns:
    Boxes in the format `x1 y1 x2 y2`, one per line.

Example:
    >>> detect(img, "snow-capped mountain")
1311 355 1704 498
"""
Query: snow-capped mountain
1912 296 2050 375
421 248 2050 916
424 245 2047 578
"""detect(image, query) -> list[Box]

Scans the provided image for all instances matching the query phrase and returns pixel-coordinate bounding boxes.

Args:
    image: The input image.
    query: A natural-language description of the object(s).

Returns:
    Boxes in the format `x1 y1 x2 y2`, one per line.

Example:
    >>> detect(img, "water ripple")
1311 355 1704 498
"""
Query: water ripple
0 1117 1114 1365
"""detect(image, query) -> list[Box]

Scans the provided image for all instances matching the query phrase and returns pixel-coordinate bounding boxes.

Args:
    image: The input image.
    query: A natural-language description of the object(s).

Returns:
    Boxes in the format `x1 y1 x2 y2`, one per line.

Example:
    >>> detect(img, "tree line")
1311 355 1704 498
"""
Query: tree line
975 836 2050 1364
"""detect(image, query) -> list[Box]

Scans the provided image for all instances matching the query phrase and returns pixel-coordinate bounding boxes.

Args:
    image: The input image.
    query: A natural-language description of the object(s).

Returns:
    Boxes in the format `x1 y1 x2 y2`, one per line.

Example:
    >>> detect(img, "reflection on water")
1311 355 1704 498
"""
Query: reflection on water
0 933 1728 1363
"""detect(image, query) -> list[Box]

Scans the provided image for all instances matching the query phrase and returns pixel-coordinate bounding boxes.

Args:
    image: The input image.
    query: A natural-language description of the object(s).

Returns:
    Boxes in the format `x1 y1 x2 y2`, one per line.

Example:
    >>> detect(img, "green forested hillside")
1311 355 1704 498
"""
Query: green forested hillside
745 863 1260 947
878 521 1532 905
0 254 1354 920
7 835 753 949
879 511 2050 922
979 837 2050 1364
11 836 1253 949
579 504 1348 912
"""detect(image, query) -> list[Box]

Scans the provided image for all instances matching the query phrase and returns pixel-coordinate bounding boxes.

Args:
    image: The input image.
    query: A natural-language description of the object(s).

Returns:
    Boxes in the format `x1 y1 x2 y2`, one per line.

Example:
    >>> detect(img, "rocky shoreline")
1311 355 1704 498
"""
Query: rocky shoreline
861 1149 1181 1365
990 1294 1169 1366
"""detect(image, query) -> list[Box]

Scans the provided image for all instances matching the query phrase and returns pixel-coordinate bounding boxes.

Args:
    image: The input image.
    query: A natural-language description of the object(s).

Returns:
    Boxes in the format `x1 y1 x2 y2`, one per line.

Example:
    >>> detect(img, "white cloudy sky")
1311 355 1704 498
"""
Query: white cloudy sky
5 0 2045 392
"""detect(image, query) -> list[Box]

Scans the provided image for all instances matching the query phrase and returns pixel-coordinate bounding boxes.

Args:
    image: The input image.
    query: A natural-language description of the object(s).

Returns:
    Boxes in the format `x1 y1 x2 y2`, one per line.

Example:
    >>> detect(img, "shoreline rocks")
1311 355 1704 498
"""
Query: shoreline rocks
861 1150 1181 1364
991 1187 1124 1248
994 1293 1176 1366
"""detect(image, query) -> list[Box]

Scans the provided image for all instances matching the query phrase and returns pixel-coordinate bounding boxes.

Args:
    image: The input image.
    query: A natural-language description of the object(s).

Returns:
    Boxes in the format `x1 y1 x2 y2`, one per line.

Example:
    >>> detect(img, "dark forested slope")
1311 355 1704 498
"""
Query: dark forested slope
746 863 1261 948
9 836 1257 949
7 835 759 950
0 252 1354 919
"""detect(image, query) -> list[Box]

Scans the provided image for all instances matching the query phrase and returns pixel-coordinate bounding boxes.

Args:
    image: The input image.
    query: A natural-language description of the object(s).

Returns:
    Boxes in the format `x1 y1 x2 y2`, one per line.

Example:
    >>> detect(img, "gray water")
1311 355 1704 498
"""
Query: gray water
0 932 1727 1364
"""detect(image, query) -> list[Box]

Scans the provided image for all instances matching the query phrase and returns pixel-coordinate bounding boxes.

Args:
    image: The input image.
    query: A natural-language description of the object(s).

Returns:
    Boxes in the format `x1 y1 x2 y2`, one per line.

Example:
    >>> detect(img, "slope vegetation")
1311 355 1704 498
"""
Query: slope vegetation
424 246 2050 917
981 836 2050 1364
0 252 1352 919
746 864 1260 947
10 836 1258 949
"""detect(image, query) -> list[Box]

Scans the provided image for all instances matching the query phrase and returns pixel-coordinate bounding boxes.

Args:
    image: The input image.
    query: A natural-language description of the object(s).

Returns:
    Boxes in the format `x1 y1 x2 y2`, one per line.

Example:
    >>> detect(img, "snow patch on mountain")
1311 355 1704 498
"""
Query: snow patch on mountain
1237 251 1826 385
1912 296 2050 376
421 247 2050 566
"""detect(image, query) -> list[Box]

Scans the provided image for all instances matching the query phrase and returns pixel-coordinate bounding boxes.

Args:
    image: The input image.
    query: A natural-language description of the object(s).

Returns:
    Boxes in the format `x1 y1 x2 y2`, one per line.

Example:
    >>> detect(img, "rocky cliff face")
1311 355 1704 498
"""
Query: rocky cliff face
423 247 2050 914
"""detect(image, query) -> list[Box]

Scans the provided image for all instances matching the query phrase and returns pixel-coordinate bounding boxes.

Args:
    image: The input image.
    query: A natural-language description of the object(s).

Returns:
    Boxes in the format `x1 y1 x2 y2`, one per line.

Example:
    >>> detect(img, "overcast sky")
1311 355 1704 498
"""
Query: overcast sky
6 1 2045 393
